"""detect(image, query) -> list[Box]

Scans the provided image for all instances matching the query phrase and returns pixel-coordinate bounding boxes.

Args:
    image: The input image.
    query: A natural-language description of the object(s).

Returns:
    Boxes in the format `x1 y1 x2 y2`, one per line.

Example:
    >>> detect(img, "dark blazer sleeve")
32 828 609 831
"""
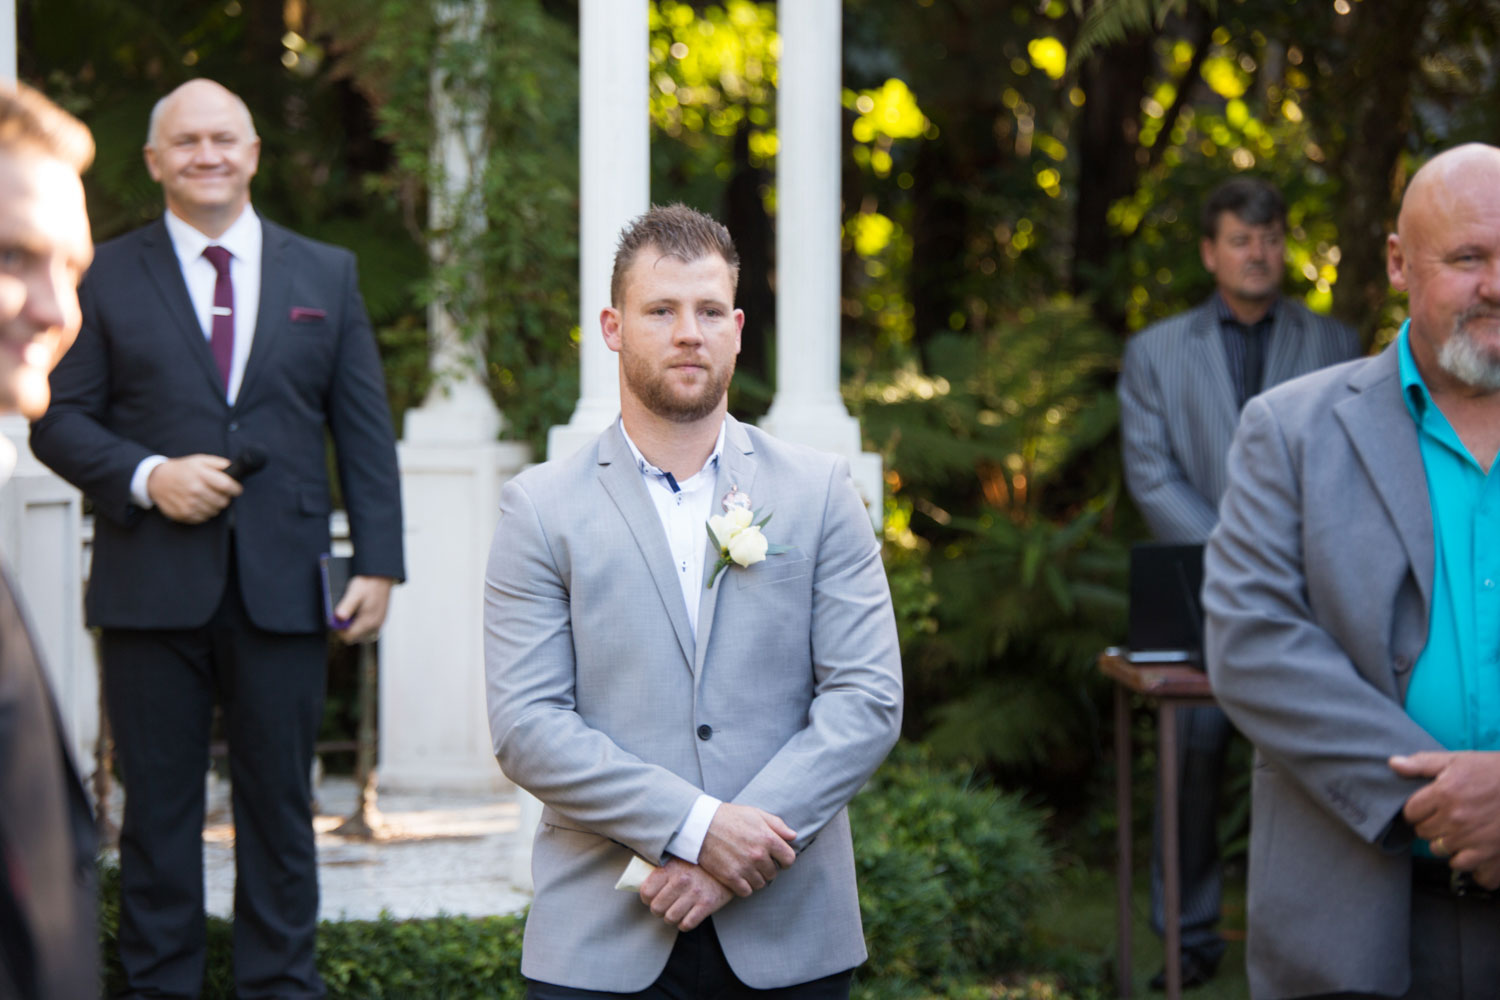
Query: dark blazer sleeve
30 268 156 527
323 247 404 581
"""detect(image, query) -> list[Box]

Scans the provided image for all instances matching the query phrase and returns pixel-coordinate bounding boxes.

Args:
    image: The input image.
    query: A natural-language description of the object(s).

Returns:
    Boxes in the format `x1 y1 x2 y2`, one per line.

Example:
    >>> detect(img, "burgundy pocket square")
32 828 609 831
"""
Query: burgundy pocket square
290 306 326 322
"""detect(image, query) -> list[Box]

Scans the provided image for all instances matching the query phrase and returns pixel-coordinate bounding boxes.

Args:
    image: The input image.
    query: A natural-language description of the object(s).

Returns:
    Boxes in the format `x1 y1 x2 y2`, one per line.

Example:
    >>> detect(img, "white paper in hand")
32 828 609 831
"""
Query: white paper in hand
615 855 660 892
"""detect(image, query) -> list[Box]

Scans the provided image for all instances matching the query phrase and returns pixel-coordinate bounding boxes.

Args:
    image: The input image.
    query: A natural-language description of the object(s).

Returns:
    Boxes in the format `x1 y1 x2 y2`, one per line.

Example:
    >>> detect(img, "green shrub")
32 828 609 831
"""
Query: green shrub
98 747 1054 996
852 744 1057 991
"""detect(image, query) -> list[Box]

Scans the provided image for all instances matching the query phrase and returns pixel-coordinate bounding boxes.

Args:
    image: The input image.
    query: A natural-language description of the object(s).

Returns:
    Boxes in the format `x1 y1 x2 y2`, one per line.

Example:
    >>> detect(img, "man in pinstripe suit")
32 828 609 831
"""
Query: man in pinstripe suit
1118 177 1360 989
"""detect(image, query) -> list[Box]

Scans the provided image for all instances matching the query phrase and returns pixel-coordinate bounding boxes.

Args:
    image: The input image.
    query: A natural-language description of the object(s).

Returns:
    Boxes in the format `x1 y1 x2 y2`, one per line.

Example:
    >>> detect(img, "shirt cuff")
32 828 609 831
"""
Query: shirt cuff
131 455 168 509
664 794 722 865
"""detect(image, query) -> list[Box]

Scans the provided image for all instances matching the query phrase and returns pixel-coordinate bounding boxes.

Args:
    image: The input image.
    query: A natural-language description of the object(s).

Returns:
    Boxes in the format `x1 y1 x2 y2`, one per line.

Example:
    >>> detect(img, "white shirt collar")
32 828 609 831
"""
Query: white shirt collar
618 418 726 490
164 204 261 266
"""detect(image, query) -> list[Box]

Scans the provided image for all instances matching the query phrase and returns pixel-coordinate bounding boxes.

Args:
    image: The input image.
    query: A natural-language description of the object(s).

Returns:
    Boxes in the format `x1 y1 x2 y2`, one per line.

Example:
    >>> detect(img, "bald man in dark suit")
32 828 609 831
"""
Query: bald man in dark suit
31 79 404 999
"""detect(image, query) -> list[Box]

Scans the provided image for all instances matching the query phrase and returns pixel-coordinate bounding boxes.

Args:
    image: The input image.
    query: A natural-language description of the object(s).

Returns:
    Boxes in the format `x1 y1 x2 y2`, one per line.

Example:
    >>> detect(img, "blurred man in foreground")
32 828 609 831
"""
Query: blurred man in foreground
0 81 98 1000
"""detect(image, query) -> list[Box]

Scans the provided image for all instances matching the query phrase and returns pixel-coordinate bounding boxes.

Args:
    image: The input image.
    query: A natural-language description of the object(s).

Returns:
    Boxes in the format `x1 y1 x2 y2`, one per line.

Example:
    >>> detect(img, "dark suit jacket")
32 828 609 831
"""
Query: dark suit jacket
31 215 404 633
0 567 97 1000
1119 297 1360 542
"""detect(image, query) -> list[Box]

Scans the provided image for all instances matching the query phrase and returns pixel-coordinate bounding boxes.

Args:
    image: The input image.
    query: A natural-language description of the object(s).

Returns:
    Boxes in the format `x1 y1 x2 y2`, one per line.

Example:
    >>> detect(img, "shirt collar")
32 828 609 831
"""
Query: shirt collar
618 418 726 490
164 204 261 266
1396 318 1433 422
1213 291 1277 329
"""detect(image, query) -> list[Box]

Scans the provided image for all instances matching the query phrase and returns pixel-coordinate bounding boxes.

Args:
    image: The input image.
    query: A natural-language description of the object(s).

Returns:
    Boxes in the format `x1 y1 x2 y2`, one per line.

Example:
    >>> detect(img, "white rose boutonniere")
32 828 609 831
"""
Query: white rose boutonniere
705 507 790 588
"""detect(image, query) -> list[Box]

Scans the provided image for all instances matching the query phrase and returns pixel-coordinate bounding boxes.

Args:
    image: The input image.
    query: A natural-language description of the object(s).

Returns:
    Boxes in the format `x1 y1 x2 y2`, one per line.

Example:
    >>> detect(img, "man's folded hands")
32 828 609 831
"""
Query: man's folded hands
621 803 799 931
696 803 797 896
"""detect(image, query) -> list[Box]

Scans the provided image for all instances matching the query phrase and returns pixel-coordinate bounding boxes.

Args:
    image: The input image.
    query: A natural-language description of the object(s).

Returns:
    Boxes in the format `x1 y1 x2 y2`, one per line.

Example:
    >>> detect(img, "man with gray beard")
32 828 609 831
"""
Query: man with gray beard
1204 142 1500 999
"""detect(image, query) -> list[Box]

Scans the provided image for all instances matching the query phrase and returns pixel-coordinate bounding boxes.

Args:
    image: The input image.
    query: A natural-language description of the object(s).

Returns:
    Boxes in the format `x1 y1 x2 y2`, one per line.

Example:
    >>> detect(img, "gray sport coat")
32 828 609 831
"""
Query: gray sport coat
484 415 903 991
1204 344 1445 999
1120 297 1360 541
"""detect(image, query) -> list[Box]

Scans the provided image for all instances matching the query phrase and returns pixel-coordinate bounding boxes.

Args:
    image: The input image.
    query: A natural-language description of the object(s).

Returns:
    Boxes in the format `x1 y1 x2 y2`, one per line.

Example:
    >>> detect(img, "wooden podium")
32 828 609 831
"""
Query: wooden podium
1100 650 1215 1000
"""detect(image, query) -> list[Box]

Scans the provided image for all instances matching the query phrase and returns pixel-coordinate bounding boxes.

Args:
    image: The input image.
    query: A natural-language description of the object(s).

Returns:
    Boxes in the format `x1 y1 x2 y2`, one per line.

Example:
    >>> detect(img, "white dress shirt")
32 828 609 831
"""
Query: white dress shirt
130 206 263 508
618 418 726 864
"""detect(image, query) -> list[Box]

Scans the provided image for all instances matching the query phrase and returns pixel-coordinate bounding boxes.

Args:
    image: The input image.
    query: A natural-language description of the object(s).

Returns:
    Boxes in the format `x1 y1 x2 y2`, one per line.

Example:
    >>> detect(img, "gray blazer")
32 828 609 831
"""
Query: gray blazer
1204 345 1443 999
484 416 903 991
1119 298 1360 541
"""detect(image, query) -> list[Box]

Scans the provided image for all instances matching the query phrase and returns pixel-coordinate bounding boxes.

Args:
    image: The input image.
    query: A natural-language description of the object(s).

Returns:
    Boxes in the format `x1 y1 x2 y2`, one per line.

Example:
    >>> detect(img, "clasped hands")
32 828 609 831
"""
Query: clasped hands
1391 750 1500 888
639 803 796 932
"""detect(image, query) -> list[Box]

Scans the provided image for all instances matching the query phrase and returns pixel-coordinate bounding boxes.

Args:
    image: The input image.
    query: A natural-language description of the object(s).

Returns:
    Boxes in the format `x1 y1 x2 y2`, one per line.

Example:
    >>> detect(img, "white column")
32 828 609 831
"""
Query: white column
380 0 529 795
544 0 649 461
762 1 883 524
1 0 15 81
0 417 97 776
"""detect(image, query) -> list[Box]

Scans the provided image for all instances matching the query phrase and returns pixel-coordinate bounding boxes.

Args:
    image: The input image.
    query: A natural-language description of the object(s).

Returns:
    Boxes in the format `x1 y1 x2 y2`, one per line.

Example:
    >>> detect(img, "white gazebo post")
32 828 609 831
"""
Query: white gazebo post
0 16 100 781
761 0 883 523
379 0 530 795
544 0 649 460
0 0 14 82
513 0 649 891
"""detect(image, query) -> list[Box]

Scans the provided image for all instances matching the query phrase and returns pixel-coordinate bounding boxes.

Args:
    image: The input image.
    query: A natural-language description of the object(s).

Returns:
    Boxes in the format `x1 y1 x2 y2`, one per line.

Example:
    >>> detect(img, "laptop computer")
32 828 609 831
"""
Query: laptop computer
1127 542 1205 665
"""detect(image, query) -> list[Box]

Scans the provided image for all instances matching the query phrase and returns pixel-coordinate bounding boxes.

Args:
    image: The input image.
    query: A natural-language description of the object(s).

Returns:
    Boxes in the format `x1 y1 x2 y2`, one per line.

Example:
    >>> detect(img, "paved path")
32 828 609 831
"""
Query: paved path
181 776 531 922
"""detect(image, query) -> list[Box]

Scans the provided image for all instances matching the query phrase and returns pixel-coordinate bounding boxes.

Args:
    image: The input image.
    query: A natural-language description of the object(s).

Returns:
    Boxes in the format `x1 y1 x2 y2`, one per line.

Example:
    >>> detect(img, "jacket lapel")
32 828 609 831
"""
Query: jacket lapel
1335 347 1434 610
139 220 226 401
1262 301 1302 389
695 417 758 677
1187 302 1241 427
234 219 290 408
595 424 696 670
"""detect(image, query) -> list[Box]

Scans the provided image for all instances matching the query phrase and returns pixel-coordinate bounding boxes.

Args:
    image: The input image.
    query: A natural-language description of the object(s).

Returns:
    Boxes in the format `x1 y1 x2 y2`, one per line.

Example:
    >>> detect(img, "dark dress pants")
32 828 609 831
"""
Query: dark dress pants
1150 702 1234 964
103 568 326 1000
1304 880 1500 1000
526 918 854 1000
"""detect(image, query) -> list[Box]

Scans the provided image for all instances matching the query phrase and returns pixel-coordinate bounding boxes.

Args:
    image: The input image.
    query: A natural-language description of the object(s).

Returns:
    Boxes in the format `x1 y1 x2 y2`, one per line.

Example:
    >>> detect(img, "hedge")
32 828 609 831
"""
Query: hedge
99 746 1056 998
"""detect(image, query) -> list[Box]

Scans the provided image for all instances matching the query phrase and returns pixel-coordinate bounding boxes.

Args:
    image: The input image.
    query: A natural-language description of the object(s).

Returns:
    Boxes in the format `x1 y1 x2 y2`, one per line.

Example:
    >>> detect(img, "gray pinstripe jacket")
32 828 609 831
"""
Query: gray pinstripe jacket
1119 296 1361 541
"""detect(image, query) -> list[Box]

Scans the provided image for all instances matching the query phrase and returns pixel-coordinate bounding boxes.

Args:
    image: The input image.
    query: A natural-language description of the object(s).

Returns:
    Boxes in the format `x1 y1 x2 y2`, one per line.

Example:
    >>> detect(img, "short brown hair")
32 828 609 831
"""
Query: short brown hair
0 83 94 173
611 203 739 307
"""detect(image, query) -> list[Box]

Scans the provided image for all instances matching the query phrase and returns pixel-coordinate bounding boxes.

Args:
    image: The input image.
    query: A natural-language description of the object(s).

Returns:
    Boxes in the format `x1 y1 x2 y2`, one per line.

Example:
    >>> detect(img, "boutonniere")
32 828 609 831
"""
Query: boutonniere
705 507 790 588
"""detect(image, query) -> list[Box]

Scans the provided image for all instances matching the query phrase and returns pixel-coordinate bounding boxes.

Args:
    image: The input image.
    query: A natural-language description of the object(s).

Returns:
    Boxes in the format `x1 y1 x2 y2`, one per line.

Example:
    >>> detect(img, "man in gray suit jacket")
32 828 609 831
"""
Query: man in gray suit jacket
1206 144 1500 998
485 204 902 998
1118 178 1360 988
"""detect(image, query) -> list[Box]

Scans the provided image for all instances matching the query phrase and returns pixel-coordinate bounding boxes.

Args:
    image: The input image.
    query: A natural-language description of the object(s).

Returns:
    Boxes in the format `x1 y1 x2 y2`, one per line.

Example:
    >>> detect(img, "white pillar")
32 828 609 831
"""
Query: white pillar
0 0 14 82
379 0 529 795
761 1 883 523
0 417 97 776
544 0 649 461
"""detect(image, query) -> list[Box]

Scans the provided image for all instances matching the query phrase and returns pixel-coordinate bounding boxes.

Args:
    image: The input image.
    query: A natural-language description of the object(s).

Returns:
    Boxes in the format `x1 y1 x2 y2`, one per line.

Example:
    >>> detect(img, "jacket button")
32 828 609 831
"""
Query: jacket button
697 725 713 741
227 421 239 432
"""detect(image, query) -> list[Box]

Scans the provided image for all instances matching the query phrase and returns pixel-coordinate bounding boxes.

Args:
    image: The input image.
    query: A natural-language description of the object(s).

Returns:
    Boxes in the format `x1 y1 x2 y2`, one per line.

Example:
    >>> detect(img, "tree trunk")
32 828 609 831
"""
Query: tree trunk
1324 0 1432 343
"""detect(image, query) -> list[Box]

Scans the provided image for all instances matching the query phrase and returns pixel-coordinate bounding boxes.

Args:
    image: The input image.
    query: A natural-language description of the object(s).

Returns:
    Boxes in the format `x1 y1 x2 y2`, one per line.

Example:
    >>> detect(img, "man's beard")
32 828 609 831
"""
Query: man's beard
1437 306 1500 392
623 350 734 423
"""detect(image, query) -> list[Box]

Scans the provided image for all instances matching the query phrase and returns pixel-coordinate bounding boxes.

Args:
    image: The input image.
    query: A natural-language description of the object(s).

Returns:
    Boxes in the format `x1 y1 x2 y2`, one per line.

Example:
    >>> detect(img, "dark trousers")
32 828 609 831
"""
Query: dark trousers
103 568 326 1000
1150 703 1234 963
1304 880 1500 1000
526 919 854 1000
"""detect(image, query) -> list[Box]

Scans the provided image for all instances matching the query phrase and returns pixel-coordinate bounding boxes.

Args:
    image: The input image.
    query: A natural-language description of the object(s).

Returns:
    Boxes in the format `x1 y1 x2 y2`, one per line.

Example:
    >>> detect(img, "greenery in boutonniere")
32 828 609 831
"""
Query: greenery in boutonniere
705 508 790 588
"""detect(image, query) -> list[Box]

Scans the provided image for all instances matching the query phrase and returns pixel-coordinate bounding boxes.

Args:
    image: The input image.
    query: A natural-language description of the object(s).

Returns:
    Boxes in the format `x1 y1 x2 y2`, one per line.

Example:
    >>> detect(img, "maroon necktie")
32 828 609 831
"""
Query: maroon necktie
202 245 234 392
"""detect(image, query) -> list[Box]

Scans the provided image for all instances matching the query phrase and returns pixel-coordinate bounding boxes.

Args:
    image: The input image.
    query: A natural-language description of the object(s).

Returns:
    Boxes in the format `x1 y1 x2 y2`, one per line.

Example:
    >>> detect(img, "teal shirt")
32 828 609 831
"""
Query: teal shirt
1398 322 1500 758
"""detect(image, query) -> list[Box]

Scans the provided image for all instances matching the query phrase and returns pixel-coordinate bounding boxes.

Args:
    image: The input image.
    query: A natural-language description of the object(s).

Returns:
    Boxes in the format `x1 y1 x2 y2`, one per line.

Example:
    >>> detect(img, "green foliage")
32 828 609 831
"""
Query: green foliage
320 0 581 451
851 744 1057 991
101 855 527 1000
857 303 1127 783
